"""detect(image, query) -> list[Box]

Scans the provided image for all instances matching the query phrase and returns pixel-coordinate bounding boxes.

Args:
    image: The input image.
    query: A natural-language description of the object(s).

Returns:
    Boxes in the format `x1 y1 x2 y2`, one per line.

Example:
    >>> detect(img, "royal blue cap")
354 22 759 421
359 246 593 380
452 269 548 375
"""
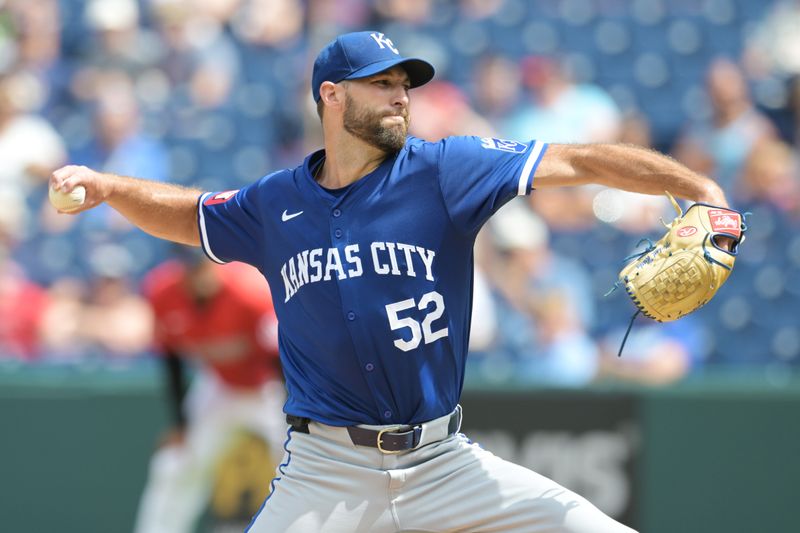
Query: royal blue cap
311 31 435 102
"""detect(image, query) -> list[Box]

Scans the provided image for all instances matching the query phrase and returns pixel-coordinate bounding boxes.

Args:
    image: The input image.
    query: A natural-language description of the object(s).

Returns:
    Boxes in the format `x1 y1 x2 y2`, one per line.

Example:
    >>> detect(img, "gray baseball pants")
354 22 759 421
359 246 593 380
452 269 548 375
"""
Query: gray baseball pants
246 409 637 532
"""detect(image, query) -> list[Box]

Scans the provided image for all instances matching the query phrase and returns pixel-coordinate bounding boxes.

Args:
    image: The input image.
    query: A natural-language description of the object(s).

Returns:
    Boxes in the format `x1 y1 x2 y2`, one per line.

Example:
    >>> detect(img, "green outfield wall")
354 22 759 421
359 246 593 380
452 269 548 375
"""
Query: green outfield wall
0 366 798 533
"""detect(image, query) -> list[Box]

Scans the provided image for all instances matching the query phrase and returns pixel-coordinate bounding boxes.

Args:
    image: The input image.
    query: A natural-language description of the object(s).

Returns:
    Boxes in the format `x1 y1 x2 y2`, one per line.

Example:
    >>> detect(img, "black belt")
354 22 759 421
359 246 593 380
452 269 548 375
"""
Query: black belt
286 409 461 453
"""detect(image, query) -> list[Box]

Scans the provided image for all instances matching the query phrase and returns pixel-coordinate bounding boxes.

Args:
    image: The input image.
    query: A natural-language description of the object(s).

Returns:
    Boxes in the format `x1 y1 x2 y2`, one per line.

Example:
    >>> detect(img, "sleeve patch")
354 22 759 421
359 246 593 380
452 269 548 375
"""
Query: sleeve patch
479 138 528 154
203 190 240 206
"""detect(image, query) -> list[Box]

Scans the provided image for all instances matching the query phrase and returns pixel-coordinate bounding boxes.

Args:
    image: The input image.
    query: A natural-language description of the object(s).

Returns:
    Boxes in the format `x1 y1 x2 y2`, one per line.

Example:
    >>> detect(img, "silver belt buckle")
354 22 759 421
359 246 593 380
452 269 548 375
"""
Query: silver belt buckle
376 426 404 454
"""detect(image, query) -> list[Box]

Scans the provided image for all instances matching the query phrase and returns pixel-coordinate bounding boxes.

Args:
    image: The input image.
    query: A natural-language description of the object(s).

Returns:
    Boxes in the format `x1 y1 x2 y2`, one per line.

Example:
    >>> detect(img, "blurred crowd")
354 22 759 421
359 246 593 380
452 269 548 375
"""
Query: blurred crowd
0 0 799 386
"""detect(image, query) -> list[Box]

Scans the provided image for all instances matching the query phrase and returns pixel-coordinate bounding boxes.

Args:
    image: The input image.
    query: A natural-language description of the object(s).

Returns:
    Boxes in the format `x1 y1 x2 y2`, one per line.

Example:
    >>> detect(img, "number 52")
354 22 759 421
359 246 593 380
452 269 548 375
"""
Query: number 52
384 291 448 352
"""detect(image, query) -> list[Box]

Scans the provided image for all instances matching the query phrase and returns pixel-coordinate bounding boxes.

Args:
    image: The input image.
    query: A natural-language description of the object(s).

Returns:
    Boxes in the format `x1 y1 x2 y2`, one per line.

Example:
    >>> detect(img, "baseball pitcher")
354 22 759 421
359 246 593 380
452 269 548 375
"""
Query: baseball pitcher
50 31 739 533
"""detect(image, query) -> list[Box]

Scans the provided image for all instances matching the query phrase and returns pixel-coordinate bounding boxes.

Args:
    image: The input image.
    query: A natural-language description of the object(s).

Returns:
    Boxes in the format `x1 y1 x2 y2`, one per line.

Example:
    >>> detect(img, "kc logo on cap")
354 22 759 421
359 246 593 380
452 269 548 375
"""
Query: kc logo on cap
370 32 399 54
311 31 435 102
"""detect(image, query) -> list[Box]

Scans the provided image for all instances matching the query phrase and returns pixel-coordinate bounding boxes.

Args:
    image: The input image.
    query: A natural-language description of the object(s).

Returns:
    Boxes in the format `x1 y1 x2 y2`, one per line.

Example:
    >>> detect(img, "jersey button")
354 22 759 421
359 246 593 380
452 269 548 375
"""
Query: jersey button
383 410 392 419
347 311 356 321
332 208 341 217
334 228 343 238
365 363 374 372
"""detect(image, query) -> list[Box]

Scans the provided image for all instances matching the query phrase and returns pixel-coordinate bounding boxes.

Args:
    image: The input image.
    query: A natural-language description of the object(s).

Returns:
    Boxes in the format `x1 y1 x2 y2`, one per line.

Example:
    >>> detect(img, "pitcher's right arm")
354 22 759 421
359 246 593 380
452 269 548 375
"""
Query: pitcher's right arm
51 165 202 246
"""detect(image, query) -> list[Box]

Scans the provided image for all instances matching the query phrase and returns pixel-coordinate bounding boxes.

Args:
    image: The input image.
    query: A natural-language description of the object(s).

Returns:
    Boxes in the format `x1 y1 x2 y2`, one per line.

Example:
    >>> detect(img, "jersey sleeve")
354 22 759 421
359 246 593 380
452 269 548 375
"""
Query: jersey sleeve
197 182 264 266
436 136 548 234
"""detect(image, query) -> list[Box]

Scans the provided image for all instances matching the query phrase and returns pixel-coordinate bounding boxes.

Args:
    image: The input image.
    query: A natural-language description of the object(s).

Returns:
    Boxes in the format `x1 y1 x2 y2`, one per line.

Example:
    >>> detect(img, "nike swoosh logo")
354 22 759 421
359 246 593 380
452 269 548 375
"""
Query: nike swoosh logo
281 209 304 222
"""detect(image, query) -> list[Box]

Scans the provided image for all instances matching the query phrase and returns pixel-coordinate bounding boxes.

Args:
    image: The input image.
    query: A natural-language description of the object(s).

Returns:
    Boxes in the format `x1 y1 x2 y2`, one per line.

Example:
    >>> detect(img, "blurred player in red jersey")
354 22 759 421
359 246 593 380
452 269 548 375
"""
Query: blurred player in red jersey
0 257 49 360
133 246 286 533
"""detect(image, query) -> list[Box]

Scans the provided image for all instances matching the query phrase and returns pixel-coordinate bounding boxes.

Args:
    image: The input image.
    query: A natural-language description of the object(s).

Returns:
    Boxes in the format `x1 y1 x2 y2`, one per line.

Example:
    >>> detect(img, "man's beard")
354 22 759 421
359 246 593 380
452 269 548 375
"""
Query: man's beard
343 92 409 153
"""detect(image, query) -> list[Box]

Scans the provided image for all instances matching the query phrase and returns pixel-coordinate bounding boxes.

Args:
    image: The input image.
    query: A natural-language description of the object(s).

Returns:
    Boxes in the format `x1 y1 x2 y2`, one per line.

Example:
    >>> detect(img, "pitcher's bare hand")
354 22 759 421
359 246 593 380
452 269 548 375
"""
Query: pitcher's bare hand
49 165 114 214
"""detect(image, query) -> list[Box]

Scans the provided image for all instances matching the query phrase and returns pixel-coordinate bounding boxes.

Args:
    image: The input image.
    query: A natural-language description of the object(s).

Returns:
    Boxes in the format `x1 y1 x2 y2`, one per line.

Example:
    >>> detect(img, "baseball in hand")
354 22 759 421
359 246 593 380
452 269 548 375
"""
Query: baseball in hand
49 185 86 211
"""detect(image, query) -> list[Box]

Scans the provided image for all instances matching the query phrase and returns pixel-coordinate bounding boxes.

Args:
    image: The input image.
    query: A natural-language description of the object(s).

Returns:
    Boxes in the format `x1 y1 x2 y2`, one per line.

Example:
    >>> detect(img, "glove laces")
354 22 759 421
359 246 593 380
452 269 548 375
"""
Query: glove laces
617 309 641 357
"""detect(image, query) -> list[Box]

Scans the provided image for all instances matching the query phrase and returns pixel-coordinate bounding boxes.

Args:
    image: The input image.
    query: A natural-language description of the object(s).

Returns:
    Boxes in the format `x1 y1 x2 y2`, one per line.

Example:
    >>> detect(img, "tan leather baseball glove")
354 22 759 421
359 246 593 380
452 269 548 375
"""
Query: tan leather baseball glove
618 192 746 323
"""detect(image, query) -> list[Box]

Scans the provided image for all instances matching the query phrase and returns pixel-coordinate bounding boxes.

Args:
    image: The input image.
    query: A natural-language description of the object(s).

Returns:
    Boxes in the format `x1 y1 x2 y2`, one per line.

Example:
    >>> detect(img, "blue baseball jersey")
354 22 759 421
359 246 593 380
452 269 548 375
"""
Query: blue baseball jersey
198 135 548 426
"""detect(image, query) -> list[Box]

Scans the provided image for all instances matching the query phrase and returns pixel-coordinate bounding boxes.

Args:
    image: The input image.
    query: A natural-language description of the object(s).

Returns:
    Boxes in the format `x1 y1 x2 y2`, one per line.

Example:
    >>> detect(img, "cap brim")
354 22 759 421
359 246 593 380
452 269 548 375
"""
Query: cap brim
344 58 435 89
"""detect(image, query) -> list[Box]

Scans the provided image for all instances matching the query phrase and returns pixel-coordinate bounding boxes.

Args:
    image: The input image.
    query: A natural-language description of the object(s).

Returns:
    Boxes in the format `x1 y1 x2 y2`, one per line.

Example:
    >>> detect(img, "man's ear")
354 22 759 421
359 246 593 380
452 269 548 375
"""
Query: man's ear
319 81 342 107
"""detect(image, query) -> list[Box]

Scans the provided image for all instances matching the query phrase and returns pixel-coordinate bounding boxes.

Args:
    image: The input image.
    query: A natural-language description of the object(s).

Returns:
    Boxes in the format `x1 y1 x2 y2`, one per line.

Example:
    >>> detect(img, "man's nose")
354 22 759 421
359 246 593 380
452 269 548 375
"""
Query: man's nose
391 88 409 108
